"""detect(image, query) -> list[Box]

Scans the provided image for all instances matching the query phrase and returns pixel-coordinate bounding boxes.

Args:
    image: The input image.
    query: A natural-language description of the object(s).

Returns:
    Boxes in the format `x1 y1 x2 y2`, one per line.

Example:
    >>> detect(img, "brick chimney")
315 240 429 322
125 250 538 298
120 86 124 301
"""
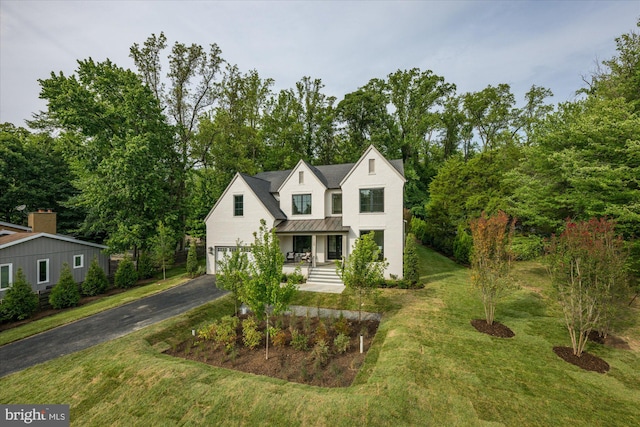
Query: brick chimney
28 209 57 234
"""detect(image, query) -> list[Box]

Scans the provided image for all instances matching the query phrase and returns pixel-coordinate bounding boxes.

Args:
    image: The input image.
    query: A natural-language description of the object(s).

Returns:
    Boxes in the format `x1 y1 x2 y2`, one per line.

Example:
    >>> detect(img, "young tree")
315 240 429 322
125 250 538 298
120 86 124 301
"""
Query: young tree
340 231 388 321
242 219 297 360
149 221 176 280
469 211 515 326
216 240 250 316
546 218 629 356
403 233 420 285
0 268 39 321
186 240 199 277
114 255 138 289
49 264 81 309
81 256 109 296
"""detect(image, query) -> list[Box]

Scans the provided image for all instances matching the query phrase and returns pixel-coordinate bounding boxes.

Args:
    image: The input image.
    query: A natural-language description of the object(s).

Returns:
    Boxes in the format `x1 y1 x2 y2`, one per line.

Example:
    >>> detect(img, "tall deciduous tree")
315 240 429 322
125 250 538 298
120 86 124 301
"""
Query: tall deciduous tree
463 84 519 151
470 211 515 326
130 32 225 243
546 218 628 356
37 59 176 252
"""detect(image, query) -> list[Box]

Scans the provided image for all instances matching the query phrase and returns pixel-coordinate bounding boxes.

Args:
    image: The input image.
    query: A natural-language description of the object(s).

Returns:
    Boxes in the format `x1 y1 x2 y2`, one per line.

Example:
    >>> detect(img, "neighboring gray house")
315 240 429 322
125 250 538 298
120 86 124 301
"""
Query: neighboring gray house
0 211 109 298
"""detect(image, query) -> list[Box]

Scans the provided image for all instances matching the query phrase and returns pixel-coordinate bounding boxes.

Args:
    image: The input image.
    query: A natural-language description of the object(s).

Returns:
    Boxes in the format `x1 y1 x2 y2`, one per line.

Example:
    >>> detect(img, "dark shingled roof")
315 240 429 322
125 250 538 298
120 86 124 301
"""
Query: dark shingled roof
240 174 287 220
247 157 403 222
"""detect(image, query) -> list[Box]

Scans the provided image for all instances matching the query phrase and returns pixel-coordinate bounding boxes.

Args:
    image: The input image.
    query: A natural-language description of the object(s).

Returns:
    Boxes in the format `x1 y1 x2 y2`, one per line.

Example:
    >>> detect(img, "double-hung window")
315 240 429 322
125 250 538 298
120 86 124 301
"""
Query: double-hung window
359 188 384 213
292 194 312 215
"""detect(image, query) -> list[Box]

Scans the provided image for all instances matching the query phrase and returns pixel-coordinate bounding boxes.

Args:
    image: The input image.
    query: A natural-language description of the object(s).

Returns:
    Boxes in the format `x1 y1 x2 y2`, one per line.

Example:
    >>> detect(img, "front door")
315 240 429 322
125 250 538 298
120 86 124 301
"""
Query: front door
327 235 343 260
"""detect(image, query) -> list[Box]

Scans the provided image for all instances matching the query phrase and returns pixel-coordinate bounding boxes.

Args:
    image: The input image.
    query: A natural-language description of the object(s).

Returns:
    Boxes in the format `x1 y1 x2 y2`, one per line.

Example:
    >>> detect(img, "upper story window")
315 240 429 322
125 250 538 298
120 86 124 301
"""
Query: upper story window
359 188 384 213
332 193 342 215
0 263 12 290
292 194 312 215
360 230 384 260
299 171 304 184
234 195 244 216
369 158 375 174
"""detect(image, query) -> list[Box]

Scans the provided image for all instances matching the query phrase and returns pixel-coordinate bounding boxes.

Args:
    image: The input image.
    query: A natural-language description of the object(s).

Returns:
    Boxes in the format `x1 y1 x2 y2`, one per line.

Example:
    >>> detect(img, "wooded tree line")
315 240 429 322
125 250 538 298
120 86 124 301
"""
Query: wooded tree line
1 23 638 279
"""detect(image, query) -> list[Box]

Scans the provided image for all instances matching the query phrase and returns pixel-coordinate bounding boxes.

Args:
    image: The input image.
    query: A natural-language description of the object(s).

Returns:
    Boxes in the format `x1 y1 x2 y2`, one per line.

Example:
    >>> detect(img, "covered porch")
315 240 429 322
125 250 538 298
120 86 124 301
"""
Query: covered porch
276 217 349 270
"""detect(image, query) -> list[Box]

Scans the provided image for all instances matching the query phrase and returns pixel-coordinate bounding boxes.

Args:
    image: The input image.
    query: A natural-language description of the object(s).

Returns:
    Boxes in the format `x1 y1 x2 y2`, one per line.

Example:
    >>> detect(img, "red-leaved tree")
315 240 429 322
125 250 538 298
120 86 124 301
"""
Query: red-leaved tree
470 210 515 325
546 218 628 356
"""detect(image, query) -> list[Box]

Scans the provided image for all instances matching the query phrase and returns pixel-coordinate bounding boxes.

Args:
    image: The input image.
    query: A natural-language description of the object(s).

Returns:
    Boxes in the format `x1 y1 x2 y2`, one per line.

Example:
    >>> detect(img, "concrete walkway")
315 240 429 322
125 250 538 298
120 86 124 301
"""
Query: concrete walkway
0 275 225 378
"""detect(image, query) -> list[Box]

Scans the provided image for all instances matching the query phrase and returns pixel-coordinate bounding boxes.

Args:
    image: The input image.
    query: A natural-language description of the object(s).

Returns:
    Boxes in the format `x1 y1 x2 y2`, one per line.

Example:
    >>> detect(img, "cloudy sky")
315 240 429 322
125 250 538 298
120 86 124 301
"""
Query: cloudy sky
1 1 638 127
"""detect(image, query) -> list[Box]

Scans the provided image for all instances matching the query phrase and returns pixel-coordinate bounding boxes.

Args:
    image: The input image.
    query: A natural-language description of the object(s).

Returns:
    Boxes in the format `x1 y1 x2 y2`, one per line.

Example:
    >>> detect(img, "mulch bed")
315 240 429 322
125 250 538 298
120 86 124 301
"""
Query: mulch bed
588 330 632 350
165 314 380 387
470 319 515 338
553 346 610 373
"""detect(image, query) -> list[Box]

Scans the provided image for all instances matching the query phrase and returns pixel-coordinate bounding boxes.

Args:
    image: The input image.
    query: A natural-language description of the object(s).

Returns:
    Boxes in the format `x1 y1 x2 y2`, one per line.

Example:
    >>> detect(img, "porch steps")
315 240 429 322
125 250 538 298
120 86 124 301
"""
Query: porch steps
306 266 343 286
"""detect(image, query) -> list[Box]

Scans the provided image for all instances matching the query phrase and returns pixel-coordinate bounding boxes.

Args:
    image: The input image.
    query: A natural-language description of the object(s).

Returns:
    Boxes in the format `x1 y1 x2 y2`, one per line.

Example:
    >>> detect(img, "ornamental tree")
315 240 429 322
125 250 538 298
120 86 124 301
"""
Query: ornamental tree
340 231 388 321
470 210 515 325
242 219 296 359
217 240 250 316
49 264 81 309
546 218 628 356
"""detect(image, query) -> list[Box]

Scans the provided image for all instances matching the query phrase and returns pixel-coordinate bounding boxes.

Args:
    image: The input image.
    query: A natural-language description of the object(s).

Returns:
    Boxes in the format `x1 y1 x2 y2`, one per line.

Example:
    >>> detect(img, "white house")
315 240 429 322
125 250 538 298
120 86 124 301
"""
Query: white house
204 145 406 284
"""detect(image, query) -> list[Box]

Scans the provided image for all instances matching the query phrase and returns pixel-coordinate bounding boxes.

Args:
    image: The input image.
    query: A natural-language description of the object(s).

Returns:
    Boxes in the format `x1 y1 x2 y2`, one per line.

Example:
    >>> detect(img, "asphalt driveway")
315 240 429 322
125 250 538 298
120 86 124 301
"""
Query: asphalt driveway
0 274 225 378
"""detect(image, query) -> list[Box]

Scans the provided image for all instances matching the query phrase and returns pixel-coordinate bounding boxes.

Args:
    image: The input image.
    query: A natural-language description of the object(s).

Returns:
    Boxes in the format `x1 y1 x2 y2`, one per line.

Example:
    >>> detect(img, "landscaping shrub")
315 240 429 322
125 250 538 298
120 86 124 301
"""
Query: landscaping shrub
333 314 351 336
196 322 217 343
242 316 263 349
290 328 309 351
186 241 199 277
272 329 288 347
49 263 81 309
314 320 329 344
311 339 330 368
286 267 305 285
214 315 239 353
114 256 138 289
137 251 155 279
404 233 420 284
0 268 38 321
333 333 350 354
510 235 544 261
81 257 108 296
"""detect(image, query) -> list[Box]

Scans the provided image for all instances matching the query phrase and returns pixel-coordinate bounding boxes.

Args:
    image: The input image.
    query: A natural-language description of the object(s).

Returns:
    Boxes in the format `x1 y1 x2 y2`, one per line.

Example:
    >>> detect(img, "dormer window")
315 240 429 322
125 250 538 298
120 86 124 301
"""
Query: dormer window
369 159 375 174
299 171 304 184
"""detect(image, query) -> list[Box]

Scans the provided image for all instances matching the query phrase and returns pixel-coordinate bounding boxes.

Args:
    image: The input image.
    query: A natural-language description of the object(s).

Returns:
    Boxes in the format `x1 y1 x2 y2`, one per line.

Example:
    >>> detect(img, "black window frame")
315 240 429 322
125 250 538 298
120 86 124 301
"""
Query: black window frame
332 193 342 215
360 230 384 261
359 188 384 213
234 194 244 217
292 194 312 215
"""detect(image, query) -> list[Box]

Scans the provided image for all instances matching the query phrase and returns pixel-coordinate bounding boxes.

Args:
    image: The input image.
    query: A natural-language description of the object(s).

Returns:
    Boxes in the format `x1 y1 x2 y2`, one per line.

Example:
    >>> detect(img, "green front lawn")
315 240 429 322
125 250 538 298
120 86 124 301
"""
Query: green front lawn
1 246 638 426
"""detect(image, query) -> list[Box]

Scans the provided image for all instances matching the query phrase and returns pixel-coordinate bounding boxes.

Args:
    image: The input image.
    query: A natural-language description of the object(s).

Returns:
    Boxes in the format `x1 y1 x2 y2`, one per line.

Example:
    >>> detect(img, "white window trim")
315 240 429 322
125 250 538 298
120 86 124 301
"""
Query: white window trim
37 258 50 284
74 254 84 269
0 263 13 290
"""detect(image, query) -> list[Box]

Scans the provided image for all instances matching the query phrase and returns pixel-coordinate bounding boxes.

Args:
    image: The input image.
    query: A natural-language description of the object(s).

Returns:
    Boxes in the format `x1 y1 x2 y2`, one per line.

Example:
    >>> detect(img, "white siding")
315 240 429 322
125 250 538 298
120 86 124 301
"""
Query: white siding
205 175 275 274
341 148 405 278
278 162 327 219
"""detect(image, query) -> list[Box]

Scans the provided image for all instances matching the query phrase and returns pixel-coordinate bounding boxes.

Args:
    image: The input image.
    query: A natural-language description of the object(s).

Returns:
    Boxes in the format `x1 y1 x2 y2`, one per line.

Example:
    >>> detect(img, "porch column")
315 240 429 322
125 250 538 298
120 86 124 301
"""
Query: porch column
311 235 317 268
